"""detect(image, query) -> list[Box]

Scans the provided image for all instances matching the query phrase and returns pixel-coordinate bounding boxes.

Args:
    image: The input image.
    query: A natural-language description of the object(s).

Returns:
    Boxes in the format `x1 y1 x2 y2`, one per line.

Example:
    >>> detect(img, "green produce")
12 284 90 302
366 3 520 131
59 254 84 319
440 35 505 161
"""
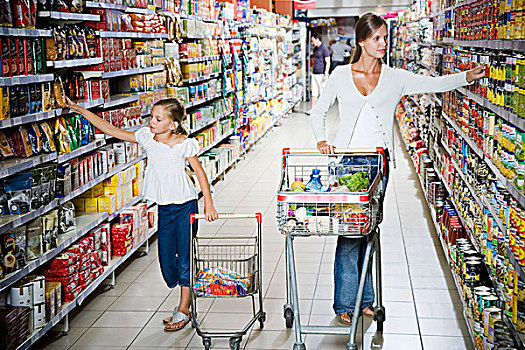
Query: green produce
338 172 369 192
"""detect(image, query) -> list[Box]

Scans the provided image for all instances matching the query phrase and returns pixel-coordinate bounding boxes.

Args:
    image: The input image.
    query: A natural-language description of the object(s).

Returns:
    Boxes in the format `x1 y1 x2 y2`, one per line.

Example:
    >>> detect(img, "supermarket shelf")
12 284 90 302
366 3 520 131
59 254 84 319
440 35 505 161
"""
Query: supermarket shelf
98 31 168 39
16 225 157 350
57 139 106 164
55 98 105 116
185 94 220 109
197 131 234 156
456 87 525 131
85 0 127 10
441 111 484 159
0 28 52 37
183 33 209 39
0 110 56 129
188 111 233 135
0 211 106 292
440 39 525 51
103 94 140 109
38 11 100 21
182 73 220 84
0 152 58 180
441 143 484 209
0 74 54 87
47 58 103 69
507 246 525 281
58 154 146 205
125 6 155 14
101 65 165 78
180 55 220 63
108 195 144 221
0 200 58 237
177 12 216 23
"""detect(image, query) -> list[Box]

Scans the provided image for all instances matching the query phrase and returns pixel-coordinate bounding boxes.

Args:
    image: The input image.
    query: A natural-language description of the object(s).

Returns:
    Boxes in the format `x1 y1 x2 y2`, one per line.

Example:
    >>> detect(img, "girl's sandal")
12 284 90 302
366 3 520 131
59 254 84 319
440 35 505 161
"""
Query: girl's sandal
163 305 179 324
164 311 189 332
337 312 353 325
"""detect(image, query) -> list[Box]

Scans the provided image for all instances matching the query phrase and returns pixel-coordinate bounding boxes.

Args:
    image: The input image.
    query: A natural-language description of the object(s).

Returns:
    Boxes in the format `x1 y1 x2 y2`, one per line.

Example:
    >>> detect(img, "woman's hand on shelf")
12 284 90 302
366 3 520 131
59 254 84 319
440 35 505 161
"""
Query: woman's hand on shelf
317 140 334 154
466 65 486 83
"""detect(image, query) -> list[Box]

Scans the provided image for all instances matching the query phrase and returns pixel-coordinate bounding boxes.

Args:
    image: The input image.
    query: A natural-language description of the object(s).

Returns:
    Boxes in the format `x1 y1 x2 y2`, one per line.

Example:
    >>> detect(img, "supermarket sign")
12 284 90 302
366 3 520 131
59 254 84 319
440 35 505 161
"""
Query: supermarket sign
294 0 316 9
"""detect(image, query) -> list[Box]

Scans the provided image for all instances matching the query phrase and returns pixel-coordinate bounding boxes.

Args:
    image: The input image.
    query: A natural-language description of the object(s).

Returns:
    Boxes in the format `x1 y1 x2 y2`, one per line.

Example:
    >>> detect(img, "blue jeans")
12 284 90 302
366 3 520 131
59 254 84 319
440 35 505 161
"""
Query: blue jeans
333 151 389 315
157 200 198 288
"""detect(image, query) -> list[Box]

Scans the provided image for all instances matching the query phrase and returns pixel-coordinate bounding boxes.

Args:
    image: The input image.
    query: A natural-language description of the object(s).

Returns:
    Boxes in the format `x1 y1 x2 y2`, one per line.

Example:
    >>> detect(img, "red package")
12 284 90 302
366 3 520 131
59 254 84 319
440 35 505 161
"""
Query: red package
112 223 132 236
78 267 91 283
15 39 24 76
8 39 17 77
13 0 30 28
66 245 86 256
46 272 79 286
48 252 78 269
63 286 82 302
100 79 109 100
112 233 132 241
44 263 79 277
62 280 78 294
7 126 34 158
92 266 104 279
79 273 93 289
112 246 131 256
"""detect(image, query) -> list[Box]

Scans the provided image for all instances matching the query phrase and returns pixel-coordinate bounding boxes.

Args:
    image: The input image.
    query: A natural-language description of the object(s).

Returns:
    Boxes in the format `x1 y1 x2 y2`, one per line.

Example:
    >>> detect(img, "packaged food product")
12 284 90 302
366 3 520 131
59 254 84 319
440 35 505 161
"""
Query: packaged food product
7 126 33 158
0 130 14 159
53 77 66 107
1 38 10 77
25 123 42 155
39 121 56 152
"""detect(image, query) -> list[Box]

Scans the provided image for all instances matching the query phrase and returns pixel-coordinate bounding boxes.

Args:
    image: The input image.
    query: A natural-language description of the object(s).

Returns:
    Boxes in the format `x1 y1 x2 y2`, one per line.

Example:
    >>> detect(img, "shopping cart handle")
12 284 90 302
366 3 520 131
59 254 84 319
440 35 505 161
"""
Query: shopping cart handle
283 147 384 154
190 213 262 223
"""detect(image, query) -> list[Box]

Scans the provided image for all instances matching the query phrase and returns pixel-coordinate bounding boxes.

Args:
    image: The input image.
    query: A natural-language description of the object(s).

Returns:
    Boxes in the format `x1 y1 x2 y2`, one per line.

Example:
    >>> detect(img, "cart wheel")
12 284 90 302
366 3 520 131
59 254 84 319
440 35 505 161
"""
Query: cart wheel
284 308 294 328
229 337 241 350
203 338 211 350
259 313 266 329
374 307 385 333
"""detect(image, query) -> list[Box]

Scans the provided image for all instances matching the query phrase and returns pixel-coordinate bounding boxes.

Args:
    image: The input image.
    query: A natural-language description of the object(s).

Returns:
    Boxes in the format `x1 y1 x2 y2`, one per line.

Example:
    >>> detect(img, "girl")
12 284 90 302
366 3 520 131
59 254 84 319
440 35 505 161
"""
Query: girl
67 97 219 331
310 13 485 325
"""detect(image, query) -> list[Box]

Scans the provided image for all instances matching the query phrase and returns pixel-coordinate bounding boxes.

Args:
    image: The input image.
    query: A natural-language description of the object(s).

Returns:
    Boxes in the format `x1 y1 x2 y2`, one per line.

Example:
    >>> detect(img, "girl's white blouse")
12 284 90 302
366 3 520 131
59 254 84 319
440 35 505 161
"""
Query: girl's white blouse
135 127 199 205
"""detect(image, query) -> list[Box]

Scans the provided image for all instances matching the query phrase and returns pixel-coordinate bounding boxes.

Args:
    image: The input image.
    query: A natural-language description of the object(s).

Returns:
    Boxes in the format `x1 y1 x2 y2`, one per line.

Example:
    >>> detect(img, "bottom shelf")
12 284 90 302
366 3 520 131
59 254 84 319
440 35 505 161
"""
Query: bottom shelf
16 226 158 350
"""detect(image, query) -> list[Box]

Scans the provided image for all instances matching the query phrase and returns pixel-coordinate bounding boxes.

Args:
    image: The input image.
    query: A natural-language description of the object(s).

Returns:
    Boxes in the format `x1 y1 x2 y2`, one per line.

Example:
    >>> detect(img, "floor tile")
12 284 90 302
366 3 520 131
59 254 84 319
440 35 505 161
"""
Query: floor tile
92 311 154 328
79 296 118 311
243 330 296 349
362 333 423 350
130 325 195 348
418 318 471 337
121 282 171 297
74 327 142 347
422 335 474 350
107 296 165 312
69 309 104 328
416 302 466 319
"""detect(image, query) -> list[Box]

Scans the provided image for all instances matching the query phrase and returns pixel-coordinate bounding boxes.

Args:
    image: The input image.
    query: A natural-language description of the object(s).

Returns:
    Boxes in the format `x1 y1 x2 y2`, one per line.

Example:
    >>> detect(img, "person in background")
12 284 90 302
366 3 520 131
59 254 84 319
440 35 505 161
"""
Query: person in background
67 97 219 332
329 37 352 73
308 32 330 114
310 12 485 326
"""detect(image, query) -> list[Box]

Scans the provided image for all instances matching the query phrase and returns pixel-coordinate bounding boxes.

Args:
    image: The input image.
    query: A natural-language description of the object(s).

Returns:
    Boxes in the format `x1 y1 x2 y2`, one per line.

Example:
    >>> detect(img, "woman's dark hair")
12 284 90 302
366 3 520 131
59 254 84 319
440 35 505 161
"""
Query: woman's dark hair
351 12 387 64
152 98 188 135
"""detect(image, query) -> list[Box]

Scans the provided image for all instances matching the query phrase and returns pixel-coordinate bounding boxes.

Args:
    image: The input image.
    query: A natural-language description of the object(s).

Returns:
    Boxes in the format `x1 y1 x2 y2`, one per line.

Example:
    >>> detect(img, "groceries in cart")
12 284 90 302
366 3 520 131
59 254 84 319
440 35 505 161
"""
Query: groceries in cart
194 266 252 297
284 156 376 193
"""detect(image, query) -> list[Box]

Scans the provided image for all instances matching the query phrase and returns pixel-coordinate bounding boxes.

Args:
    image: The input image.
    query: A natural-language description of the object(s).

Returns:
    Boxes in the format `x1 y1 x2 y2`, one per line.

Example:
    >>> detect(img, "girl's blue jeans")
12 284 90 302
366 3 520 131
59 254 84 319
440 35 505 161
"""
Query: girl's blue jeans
333 152 389 315
157 199 198 288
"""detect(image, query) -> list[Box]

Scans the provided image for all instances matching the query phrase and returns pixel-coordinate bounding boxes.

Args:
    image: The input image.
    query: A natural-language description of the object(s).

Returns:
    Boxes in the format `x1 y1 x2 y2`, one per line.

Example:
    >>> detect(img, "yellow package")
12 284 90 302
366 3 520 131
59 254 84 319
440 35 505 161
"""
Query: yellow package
85 198 98 212
1 87 9 120
97 195 116 214
92 182 104 197
105 172 123 187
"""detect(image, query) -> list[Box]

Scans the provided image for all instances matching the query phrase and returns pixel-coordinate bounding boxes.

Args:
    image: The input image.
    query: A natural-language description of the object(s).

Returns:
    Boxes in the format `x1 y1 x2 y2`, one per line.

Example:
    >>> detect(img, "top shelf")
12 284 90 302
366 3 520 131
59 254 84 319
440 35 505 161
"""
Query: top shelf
37 11 101 21
0 27 52 37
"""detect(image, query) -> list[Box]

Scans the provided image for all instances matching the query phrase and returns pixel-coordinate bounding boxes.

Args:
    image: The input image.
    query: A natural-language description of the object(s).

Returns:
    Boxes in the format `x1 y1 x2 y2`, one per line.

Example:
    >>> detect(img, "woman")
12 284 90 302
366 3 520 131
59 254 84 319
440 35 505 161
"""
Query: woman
310 13 485 325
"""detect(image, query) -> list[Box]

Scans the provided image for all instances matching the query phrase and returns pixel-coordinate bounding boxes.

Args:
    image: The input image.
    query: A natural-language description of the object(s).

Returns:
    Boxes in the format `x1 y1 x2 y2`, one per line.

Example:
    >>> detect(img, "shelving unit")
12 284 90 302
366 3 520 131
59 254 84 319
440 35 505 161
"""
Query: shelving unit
0 7 301 350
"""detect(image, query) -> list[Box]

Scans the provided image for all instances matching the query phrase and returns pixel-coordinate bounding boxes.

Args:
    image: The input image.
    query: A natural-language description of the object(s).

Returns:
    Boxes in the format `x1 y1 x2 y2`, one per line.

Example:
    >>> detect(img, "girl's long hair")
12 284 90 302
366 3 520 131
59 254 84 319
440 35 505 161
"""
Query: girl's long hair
351 13 387 64
152 98 188 135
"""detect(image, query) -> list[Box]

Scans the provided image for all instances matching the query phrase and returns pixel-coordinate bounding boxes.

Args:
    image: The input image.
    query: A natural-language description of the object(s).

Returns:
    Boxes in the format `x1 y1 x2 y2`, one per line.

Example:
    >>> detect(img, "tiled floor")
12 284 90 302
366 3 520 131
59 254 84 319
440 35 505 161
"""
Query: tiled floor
36 104 474 349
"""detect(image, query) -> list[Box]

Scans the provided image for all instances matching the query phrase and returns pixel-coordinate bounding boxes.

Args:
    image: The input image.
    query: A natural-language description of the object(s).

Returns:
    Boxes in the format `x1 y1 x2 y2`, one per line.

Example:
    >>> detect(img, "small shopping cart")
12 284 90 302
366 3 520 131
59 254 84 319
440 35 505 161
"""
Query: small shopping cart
276 148 387 350
189 213 266 350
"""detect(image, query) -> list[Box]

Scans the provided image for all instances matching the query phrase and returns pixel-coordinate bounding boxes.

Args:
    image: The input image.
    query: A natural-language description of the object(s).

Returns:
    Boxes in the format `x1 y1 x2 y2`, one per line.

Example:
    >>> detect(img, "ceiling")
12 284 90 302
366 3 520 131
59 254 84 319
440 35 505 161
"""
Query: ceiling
306 0 411 17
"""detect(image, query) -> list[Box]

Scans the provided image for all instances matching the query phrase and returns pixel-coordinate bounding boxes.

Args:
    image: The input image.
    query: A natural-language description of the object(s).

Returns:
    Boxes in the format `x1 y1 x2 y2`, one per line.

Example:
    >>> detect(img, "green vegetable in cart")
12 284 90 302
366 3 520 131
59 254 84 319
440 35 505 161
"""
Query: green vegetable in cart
338 172 369 192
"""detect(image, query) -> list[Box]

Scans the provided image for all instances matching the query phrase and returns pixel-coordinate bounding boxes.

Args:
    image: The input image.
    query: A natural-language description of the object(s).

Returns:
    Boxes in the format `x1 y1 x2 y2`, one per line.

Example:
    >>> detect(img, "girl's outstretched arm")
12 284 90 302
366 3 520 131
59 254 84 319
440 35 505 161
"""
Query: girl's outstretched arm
66 97 137 143
187 156 218 222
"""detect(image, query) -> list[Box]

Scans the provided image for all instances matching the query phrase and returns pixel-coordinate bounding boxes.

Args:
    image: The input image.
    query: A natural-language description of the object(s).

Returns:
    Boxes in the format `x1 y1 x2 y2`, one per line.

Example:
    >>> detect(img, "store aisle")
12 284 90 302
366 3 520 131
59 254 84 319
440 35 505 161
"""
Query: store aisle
37 104 474 350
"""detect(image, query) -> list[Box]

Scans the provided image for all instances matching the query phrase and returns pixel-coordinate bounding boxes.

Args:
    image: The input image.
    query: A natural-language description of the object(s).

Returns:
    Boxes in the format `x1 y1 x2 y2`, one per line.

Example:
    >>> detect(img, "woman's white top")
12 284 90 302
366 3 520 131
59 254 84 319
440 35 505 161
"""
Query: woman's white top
310 64 471 163
135 127 199 205
347 101 385 148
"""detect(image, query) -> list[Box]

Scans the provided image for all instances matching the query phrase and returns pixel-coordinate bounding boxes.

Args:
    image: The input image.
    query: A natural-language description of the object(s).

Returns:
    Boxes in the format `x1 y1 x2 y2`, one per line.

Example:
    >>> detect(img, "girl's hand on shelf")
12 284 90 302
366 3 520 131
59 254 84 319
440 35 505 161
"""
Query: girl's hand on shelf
466 65 486 83
204 204 219 222
317 140 334 154
65 96 83 113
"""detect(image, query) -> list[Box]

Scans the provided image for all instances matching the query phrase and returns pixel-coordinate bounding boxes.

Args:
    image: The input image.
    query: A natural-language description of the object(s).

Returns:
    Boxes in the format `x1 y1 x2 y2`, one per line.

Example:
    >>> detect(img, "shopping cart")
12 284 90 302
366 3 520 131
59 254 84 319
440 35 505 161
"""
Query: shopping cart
277 148 387 350
189 213 266 350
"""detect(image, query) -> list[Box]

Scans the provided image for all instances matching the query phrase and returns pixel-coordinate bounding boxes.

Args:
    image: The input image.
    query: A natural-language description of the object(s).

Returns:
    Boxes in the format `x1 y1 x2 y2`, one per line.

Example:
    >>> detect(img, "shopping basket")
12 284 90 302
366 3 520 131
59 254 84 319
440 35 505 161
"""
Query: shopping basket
276 148 387 350
189 213 265 350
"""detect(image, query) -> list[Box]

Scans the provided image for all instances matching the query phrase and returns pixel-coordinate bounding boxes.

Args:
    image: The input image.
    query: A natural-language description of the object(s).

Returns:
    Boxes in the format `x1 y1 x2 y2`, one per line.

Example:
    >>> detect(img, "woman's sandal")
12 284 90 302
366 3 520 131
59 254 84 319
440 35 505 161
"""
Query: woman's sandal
362 307 374 317
163 305 178 324
164 311 189 332
337 312 353 325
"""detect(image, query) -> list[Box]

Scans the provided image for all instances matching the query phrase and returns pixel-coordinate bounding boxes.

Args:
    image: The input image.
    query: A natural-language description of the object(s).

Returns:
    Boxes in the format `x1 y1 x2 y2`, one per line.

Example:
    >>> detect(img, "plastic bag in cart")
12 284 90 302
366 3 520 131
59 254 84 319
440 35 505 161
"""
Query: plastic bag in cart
194 266 251 297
